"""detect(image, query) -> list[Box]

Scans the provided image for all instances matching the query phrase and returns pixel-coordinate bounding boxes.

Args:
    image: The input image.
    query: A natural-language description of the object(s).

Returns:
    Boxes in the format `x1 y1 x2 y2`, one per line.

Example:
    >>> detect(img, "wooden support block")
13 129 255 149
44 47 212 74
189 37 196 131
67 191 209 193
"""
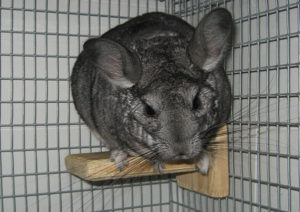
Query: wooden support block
65 125 229 197
176 125 229 197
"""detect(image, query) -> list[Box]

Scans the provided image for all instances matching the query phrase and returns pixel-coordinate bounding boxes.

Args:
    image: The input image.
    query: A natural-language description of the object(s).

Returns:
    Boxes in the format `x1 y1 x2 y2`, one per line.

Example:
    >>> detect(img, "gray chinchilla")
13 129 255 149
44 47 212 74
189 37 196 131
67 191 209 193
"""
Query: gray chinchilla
71 8 233 174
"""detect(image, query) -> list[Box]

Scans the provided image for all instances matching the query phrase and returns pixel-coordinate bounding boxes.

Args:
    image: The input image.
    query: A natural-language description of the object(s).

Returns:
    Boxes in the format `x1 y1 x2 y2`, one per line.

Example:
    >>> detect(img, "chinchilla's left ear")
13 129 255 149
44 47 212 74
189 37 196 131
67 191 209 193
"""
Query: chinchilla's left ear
83 38 141 88
188 8 233 72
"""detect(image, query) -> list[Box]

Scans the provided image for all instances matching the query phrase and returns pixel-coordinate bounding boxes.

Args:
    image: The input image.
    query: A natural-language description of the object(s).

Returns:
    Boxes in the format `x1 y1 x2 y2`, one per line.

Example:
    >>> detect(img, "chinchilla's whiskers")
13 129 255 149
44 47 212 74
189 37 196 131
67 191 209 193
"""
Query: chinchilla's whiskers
97 152 160 210
211 127 258 138
202 125 249 142
27 176 83 211
228 75 279 119
80 148 159 181
230 99 297 124
77 150 160 212
69 138 161 211
206 146 284 166
202 101 279 135
203 99 298 141
208 129 280 146
34 164 97 209
203 116 292 154
227 95 295 125
88 159 161 212
61 178 100 211
206 130 288 153
204 107 261 133
216 125 276 140
129 146 161 164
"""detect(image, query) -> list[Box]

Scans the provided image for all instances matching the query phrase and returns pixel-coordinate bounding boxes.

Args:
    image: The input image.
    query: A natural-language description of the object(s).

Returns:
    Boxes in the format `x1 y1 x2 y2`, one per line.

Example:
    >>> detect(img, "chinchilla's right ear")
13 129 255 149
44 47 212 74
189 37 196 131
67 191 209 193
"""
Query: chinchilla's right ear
84 38 142 88
188 8 233 72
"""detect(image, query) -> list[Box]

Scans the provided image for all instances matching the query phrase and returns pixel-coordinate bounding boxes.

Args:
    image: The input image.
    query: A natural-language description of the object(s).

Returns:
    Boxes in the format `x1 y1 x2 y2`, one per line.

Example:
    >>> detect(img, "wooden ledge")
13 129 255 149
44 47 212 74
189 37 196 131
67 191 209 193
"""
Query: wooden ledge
65 151 197 181
65 125 228 197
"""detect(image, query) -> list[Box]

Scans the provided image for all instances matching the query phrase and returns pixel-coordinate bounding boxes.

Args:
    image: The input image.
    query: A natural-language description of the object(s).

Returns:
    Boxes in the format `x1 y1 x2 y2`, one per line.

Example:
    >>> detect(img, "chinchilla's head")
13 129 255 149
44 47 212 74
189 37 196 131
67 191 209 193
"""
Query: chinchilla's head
83 9 233 162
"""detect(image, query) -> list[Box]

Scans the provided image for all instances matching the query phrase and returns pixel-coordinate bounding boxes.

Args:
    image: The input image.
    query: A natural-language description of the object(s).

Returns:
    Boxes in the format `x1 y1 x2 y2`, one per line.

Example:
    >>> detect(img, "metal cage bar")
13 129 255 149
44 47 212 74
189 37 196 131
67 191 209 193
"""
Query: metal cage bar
0 0 299 212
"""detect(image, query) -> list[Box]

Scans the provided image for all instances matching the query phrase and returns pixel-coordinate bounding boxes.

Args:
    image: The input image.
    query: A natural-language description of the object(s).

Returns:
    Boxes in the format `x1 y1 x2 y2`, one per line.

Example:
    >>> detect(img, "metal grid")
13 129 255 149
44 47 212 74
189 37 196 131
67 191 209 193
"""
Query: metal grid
173 0 300 212
0 0 299 212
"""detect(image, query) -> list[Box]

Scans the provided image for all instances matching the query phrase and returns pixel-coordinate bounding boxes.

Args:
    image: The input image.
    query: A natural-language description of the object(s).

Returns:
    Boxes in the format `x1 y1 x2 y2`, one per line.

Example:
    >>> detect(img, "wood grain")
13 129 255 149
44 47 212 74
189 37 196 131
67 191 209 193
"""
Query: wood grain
65 151 197 181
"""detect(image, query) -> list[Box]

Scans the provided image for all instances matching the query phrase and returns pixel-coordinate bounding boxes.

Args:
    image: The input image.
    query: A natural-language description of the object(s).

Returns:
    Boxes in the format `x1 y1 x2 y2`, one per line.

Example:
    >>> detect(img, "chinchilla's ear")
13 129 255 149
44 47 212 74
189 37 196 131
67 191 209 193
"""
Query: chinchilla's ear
188 8 233 72
83 38 141 88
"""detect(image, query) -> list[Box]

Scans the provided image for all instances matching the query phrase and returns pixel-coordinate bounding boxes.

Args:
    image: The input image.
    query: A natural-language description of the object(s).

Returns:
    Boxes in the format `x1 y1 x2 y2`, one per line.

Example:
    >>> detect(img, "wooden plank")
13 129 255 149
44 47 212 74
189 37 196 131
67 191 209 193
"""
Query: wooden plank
65 151 197 181
176 125 229 197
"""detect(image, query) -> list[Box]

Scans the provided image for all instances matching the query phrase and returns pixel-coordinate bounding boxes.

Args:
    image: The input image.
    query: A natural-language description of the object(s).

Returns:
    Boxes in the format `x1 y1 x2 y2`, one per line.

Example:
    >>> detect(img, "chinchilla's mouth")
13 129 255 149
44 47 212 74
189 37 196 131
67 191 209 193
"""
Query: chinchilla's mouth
163 157 195 164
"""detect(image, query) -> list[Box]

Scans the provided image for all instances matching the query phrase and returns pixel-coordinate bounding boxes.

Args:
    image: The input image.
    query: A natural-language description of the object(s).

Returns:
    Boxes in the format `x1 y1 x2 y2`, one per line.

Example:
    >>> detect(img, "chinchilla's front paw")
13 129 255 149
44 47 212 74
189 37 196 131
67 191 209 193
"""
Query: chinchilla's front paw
196 152 210 175
152 161 165 174
110 150 129 171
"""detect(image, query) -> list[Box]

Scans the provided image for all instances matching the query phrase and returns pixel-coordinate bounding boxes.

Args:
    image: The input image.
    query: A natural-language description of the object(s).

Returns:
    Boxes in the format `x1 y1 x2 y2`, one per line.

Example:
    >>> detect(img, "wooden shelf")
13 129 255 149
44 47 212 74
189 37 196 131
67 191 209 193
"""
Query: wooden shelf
65 151 197 181
65 125 228 197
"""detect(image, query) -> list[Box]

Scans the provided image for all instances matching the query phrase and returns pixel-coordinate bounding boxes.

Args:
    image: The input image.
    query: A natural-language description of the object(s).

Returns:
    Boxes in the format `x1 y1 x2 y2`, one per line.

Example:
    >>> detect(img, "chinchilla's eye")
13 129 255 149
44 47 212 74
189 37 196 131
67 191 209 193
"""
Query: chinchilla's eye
144 103 156 116
192 94 201 110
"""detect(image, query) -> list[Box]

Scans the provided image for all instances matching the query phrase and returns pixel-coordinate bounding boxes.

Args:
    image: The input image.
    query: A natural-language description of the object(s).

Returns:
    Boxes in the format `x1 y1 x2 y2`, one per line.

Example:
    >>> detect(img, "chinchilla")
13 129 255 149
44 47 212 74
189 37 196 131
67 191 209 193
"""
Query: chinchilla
71 8 233 174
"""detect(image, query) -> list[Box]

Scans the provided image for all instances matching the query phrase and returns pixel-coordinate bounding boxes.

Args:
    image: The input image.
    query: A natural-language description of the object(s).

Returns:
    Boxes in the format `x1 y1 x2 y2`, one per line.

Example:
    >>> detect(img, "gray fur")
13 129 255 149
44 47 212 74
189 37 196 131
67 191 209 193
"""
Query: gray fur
71 9 233 173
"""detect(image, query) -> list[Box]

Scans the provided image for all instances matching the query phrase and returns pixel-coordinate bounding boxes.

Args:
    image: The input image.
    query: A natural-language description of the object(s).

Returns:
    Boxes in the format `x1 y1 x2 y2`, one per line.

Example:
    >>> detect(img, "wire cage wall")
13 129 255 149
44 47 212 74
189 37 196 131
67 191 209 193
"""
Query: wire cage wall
0 0 299 211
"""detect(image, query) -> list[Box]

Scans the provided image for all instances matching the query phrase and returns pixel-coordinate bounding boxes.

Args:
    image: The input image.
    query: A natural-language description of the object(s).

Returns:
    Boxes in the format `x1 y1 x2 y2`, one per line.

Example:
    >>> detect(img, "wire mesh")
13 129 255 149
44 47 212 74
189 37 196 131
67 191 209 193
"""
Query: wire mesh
172 0 300 212
0 0 299 212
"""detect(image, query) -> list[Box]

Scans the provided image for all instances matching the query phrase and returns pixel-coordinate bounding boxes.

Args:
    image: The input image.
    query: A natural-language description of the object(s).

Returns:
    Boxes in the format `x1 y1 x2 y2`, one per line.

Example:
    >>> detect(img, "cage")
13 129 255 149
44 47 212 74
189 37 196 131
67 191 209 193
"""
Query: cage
0 0 299 211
